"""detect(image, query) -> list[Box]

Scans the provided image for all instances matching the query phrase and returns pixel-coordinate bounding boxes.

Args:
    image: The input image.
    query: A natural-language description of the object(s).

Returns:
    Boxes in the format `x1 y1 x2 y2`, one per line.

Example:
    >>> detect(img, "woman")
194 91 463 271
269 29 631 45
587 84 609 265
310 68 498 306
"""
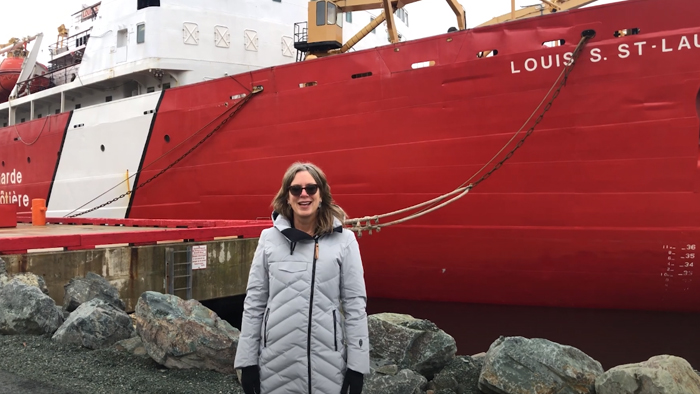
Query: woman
234 162 370 394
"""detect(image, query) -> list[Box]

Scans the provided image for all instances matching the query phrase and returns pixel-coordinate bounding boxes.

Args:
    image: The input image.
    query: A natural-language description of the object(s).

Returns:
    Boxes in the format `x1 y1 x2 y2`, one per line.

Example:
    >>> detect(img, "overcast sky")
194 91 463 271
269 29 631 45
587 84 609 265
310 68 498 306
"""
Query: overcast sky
1 0 626 64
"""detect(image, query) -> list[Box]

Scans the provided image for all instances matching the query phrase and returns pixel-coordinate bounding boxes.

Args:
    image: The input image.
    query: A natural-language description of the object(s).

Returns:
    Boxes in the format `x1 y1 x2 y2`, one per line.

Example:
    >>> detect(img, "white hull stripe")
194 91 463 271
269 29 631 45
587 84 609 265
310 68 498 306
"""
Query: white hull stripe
47 92 162 218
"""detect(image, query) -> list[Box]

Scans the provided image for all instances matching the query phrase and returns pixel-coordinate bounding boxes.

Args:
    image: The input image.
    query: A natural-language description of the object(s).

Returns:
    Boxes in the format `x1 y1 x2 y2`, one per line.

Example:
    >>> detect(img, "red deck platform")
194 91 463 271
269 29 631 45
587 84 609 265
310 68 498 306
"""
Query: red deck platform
0 215 271 255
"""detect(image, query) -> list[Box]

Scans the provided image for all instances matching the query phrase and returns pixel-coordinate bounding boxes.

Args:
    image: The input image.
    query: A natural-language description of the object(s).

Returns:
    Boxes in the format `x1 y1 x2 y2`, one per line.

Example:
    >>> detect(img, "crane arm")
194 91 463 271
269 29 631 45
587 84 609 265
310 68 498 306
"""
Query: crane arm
0 34 39 57
331 0 421 12
477 0 598 27
331 0 465 29
0 38 19 51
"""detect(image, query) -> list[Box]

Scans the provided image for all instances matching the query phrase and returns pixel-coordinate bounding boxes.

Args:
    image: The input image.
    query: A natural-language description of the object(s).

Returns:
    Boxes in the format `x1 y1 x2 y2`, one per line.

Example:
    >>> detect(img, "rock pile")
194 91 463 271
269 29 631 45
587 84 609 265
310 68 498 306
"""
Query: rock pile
1 267 699 394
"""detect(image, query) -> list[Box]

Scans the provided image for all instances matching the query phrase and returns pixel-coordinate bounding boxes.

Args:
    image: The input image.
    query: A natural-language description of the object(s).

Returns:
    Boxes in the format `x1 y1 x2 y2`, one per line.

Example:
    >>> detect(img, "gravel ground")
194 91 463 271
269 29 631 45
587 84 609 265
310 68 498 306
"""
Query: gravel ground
0 334 243 394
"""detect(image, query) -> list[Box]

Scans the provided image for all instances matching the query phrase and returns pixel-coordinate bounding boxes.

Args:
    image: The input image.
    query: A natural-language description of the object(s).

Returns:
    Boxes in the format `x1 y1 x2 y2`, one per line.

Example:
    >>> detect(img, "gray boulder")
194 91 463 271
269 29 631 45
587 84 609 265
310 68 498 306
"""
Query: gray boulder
135 291 240 374
364 369 427 394
52 298 135 349
0 279 64 336
479 336 604 394
428 355 484 394
0 272 49 295
63 272 125 312
368 313 456 379
595 355 700 394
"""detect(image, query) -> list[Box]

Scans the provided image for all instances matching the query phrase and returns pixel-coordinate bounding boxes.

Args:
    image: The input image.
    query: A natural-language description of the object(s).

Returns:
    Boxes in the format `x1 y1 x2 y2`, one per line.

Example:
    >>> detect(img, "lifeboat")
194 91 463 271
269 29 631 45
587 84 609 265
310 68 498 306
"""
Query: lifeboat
0 57 50 103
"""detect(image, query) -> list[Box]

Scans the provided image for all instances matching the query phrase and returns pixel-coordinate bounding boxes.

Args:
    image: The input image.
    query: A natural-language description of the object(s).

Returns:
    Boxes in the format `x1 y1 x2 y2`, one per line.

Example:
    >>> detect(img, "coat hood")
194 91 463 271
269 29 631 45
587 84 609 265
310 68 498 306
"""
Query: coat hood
271 211 343 254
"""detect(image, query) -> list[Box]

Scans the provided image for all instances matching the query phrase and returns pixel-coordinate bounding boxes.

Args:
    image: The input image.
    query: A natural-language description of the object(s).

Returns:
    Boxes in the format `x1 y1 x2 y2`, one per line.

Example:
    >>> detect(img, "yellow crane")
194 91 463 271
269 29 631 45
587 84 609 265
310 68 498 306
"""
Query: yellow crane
0 38 20 56
296 0 466 59
296 0 599 60
0 38 19 50
0 35 40 58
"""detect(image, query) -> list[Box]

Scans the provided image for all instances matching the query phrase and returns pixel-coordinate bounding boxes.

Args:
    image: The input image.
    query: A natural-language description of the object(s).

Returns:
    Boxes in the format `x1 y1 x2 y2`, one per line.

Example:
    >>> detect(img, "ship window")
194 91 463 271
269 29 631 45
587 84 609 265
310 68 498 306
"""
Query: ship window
346 12 352 23
327 3 337 25
137 23 146 44
163 82 171 89
55 109 60 114
337 12 343 27
147 86 155 93
21 118 25 123
75 104 81 109
38 114 42 118
105 96 112 102
137 0 160 10
316 1 326 26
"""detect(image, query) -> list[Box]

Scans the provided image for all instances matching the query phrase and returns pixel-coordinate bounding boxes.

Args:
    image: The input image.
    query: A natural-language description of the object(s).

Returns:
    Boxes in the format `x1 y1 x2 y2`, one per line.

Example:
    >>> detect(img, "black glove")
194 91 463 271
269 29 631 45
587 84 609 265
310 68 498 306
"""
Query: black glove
240 365 260 394
341 368 363 394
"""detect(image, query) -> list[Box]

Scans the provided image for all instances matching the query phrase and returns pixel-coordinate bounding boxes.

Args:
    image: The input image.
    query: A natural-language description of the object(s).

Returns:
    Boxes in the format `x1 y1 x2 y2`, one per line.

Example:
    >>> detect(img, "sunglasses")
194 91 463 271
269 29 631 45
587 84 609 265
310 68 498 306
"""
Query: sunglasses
288 184 319 197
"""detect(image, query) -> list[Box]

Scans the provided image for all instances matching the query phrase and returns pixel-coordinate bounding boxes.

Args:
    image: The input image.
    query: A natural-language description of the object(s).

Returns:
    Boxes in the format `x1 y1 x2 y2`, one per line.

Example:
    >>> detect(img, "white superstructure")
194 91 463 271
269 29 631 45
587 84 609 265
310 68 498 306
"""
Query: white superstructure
0 0 410 127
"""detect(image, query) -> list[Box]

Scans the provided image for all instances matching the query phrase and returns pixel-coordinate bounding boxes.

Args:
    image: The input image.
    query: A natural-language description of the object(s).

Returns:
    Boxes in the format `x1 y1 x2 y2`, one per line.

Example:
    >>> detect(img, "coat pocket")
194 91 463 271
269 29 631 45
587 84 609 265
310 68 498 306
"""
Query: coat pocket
277 262 307 273
333 309 338 351
264 308 270 347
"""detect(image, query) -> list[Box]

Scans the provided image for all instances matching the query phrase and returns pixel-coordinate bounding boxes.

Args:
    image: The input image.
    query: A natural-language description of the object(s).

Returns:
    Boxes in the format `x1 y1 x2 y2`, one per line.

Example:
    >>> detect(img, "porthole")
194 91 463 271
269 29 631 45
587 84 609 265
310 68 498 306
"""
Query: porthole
164 135 170 143
101 145 105 152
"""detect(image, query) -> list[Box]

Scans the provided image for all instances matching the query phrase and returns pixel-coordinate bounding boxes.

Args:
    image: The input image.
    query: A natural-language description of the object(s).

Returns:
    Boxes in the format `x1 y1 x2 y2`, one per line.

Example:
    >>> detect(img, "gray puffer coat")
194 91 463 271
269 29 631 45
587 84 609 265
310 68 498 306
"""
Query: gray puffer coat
234 212 370 394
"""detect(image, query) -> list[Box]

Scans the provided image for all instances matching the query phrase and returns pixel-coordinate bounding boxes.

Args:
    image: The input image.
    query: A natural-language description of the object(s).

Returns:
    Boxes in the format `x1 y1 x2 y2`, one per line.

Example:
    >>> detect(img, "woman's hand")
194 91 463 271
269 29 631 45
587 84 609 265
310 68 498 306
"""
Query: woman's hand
241 365 261 394
341 368 364 394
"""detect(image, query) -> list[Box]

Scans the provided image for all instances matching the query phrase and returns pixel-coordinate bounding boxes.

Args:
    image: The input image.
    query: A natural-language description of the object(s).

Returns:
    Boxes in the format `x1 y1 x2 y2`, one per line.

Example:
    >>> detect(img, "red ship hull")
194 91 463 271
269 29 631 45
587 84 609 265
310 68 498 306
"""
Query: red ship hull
1 0 698 312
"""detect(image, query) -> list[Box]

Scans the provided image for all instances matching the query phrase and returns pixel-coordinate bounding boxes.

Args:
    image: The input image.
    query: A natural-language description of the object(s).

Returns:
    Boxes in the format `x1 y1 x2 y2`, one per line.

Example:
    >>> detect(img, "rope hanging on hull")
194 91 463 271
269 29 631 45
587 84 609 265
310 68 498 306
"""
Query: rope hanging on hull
346 32 595 237
64 81 262 218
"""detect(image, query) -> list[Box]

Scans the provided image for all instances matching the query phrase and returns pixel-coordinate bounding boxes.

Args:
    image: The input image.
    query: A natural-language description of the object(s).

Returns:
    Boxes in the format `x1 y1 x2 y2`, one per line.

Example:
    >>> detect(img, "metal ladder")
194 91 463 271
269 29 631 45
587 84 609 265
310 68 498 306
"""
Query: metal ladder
165 247 193 300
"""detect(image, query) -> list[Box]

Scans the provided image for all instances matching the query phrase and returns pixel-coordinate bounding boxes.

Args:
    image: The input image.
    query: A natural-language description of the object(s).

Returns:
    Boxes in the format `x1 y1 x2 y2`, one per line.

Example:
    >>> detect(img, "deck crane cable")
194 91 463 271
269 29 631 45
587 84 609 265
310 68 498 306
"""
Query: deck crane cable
63 77 261 218
346 32 594 237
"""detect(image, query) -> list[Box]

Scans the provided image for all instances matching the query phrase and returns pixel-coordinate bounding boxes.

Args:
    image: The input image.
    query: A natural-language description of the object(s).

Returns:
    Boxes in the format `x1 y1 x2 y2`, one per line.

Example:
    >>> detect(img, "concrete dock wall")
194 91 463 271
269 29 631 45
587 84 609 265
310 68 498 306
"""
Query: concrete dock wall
2 238 258 312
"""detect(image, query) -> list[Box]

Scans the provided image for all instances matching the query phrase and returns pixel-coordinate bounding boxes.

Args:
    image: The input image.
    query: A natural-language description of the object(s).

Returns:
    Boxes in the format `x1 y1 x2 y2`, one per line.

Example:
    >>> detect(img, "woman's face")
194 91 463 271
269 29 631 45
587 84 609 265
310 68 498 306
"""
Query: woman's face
288 171 321 220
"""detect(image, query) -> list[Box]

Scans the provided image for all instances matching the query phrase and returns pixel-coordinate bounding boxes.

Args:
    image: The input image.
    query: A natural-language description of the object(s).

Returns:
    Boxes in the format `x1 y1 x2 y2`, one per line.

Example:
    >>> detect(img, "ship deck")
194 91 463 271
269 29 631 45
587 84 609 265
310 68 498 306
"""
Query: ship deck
0 217 270 254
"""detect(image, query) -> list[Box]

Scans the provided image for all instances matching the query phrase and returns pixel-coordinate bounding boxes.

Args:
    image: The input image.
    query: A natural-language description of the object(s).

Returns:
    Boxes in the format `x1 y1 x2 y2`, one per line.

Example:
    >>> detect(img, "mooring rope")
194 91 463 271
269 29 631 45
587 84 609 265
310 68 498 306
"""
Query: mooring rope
346 32 594 237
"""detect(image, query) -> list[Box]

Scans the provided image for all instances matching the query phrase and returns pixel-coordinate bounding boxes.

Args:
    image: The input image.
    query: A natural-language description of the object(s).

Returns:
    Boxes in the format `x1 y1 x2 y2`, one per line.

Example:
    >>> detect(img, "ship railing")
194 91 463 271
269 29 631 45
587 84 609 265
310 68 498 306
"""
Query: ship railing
293 21 309 62
48 28 93 60
14 62 81 98
294 22 308 44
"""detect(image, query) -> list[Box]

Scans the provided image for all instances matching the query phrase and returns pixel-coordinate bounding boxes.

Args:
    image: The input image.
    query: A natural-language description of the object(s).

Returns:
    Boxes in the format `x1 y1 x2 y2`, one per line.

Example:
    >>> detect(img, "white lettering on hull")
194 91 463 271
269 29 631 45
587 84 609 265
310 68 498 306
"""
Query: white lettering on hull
0 168 30 208
511 34 700 74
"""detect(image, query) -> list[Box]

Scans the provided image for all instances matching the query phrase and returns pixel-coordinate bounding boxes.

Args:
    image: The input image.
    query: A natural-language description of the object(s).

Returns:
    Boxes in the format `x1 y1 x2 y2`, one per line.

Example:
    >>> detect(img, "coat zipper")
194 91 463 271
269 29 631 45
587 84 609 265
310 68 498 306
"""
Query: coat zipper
264 308 270 347
307 236 319 394
333 310 338 351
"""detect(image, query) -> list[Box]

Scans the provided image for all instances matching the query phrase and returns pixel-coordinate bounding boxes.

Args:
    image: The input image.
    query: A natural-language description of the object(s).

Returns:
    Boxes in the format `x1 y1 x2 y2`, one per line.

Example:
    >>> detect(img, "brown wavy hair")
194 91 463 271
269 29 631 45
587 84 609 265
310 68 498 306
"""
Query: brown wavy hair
272 162 347 235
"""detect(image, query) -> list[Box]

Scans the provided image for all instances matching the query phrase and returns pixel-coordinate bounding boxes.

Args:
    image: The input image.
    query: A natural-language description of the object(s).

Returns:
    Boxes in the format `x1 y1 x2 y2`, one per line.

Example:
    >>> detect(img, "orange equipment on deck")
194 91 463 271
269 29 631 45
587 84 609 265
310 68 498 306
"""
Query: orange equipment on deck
31 199 46 226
